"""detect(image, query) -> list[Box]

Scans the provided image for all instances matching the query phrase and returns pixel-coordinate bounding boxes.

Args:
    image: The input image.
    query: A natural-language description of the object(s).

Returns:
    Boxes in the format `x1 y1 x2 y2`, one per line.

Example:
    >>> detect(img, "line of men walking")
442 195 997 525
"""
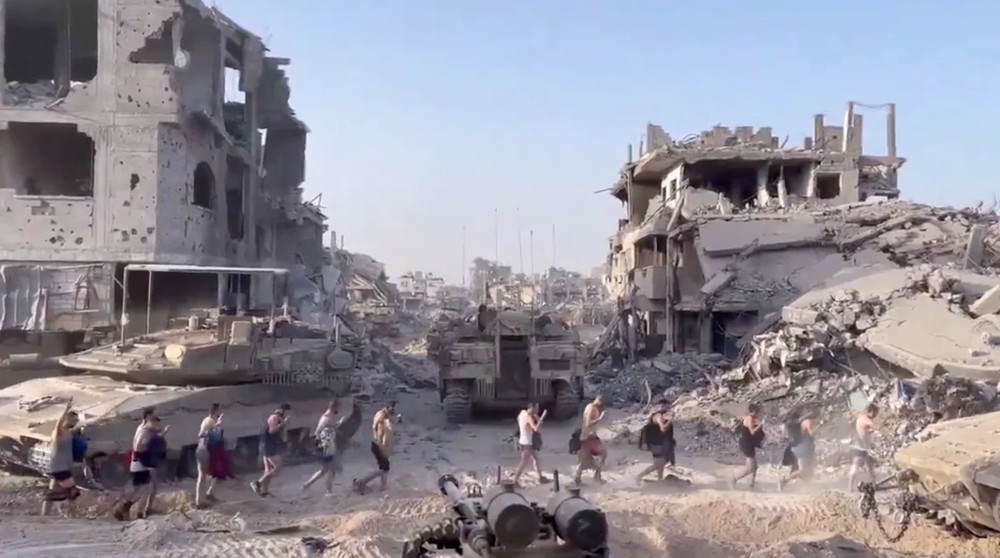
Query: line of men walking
510 395 883 493
41 398 401 519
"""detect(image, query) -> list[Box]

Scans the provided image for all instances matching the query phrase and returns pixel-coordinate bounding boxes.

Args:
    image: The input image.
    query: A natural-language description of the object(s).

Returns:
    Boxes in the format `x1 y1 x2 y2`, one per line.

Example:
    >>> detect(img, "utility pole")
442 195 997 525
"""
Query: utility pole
494 208 499 265
461 225 467 288
529 230 535 307
516 207 524 276
551 224 556 270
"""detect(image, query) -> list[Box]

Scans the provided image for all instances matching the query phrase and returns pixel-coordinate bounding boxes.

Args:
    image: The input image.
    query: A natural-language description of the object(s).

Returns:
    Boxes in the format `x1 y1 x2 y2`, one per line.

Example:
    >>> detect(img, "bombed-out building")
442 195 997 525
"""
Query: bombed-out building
605 102 905 357
0 0 324 357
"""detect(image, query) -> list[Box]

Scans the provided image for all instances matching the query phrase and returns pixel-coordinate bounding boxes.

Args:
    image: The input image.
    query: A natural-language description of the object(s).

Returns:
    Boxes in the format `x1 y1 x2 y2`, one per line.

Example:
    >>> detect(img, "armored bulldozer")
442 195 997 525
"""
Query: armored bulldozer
892 410 1000 536
0 313 363 485
428 306 585 424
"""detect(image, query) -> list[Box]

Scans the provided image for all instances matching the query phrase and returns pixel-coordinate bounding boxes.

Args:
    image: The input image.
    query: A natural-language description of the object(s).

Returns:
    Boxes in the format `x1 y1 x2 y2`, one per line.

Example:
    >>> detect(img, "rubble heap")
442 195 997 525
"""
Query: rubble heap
587 352 730 405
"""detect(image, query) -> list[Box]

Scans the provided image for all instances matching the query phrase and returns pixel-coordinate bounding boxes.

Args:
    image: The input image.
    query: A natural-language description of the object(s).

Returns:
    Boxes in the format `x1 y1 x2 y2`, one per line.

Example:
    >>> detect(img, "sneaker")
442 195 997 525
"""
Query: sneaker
538 475 551 484
250 480 262 497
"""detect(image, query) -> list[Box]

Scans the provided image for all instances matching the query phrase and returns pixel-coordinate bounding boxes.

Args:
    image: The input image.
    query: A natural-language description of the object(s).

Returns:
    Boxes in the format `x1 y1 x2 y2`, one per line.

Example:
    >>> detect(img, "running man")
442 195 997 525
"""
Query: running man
848 403 879 491
635 400 674 484
512 403 550 486
354 401 396 494
303 401 346 494
778 409 818 490
729 402 765 489
573 395 607 485
114 409 169 520
41 399 81 516
251 403 291 497
194 403 223 508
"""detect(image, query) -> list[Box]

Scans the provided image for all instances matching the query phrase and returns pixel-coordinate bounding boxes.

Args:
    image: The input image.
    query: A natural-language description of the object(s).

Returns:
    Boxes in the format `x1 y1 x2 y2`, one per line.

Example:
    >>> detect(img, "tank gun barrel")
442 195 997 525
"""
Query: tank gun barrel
546 487 609 552
405 472 608 557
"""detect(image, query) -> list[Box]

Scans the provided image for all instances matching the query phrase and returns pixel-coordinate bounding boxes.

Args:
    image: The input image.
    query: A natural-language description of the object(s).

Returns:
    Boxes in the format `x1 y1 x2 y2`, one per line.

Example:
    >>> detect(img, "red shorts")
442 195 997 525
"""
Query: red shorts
580 436 605 456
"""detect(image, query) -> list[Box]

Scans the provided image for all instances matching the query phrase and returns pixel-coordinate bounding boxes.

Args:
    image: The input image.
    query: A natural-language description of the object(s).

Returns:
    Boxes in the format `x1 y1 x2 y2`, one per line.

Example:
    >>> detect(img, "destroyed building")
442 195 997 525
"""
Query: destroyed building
603 102 905 356
0 0 324 357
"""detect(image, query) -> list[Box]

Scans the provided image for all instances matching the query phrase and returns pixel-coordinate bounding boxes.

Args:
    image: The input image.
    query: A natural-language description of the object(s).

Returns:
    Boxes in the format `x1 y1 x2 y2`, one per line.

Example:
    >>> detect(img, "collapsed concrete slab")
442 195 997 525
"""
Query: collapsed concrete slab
750 266 1000 383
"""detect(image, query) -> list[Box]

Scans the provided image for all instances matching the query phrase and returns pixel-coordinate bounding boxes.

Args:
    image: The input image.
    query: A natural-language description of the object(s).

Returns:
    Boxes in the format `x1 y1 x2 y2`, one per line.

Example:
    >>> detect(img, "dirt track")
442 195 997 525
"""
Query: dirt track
1 387 999 558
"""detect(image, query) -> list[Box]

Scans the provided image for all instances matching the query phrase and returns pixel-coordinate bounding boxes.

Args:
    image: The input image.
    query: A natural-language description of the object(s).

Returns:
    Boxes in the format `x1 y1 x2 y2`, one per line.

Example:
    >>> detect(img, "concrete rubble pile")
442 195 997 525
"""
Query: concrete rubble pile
588 352 730 405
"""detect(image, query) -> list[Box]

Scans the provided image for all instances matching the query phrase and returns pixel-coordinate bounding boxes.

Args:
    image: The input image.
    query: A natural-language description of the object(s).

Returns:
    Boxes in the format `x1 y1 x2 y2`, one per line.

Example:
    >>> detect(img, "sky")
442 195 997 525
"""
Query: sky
217 0 1000 285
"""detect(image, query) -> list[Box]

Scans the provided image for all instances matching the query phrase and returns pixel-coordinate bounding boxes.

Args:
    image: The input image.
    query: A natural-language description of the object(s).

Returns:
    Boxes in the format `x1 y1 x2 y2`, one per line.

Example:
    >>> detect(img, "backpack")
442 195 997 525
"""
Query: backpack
640 419 662 449
568 428 582 454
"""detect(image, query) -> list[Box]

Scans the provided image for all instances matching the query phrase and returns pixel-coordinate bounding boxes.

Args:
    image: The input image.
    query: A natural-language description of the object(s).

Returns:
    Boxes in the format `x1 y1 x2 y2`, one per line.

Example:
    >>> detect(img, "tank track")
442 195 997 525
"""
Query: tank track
549 381 580 421
443 380 472 424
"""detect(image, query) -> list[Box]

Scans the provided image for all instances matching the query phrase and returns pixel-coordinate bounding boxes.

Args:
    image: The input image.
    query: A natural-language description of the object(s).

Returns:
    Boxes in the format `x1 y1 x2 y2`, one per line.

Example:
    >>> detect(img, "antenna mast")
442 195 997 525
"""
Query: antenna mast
529 230 536 308
517 207 524 276
551 224 556 270
493 208 499 265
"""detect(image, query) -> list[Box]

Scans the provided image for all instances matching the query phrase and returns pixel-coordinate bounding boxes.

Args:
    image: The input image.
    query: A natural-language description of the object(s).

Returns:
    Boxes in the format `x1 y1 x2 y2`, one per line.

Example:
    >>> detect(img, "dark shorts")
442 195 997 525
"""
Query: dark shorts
370 442 390 472
518 443 535 452
47 470 73 482
853 449 876 466
131 470 152 486
651 441 675 464
262 441 285 459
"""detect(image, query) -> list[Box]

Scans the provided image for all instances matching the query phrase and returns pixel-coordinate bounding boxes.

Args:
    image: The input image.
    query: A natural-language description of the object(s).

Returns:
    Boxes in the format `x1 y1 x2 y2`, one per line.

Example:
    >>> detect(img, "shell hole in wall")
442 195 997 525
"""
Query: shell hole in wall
192 161 215 209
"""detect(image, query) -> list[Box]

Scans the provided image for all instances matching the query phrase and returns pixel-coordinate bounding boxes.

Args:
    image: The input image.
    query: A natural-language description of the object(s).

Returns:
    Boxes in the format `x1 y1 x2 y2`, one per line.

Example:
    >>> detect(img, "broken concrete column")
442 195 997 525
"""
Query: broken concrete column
805 164 818 198
963 225 986 270
971 284 1000 317
776 171 788 208
756 165 770 207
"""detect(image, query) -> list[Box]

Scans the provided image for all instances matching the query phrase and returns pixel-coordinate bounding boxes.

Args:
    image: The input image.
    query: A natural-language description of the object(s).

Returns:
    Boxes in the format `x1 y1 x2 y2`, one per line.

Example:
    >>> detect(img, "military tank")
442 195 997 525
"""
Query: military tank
892 410 1000 536
428 305 585 424
0 312 364 485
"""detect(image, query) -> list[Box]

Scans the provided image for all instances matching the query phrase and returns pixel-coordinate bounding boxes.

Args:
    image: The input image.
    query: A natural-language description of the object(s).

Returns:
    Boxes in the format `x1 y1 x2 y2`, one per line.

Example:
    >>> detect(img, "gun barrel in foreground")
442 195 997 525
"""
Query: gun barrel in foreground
401 473 610 557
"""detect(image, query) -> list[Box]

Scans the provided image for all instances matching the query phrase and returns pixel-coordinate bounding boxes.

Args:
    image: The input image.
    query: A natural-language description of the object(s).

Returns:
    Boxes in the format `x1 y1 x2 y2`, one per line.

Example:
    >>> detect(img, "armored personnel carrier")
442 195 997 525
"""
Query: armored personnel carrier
893 410 1000 535
428 306 585 424
0 265 363 484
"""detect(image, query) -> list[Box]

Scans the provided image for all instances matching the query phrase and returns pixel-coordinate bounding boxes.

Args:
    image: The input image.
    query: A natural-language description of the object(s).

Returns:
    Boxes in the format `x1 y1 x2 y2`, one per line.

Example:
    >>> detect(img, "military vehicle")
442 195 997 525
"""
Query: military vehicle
890 410 1000 536
0 264 363 485
428 306 585 424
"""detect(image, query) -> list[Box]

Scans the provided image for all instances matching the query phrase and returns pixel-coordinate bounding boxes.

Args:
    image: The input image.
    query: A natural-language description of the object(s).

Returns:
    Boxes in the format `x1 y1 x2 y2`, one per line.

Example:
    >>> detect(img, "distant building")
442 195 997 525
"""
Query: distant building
606 102 903 355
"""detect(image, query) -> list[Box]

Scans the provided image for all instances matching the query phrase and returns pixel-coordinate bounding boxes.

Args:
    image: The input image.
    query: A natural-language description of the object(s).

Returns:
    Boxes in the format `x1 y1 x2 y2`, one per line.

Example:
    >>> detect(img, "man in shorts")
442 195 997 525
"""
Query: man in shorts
194 403 223 508
573 395 607 484
848 403 879 491
354 401 396 494
251 403 291 497
303 400 346 494
115 409 169 520
41 399 81 516
512 403 550 486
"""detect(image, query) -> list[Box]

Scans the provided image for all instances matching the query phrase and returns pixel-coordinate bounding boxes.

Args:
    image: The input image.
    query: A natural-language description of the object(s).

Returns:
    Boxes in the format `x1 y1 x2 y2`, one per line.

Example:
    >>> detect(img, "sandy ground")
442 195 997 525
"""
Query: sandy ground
1 386 999 557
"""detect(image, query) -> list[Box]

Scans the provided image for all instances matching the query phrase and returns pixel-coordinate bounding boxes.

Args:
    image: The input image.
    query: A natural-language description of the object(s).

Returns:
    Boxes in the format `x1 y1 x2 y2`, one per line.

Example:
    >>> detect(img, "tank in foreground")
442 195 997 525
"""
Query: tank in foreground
893 410 1000 535
0 315 363 483
428 306 585 424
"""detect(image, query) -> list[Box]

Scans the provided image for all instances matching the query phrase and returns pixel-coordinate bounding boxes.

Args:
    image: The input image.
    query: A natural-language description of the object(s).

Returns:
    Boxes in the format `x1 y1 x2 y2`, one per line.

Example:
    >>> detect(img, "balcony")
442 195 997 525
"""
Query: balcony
633 265 667 300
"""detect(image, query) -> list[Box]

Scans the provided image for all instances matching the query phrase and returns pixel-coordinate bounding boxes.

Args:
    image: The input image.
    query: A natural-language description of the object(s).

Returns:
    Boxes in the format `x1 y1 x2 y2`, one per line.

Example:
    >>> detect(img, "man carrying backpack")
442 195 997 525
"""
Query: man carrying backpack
635 400 674 485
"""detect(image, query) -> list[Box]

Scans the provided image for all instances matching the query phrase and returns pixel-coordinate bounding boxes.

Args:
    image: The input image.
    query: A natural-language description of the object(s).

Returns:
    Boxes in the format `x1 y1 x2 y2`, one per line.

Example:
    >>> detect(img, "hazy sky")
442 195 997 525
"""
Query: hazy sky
218 0 999 284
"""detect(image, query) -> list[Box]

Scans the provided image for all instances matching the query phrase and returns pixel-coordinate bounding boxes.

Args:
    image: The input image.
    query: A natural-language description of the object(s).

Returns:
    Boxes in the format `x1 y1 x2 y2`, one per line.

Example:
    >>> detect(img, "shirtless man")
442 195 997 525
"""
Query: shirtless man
512 403 550 486
573 395 607 484
354 402 397 493
778 409 818 490
848 403 879 491
251 403 291 497
194 404 223 508
115 409 169 520
303 401 346 494
41 399 81 516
